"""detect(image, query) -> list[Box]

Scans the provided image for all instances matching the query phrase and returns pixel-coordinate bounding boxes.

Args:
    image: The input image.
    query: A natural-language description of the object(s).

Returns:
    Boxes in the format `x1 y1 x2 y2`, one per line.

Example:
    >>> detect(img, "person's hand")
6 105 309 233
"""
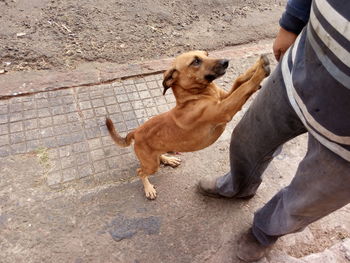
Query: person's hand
273 27 298 61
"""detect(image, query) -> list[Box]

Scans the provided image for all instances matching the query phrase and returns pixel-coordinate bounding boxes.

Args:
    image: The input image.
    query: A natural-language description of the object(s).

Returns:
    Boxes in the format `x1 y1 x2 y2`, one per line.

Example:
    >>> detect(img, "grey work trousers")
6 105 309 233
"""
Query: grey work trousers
216 62 350 246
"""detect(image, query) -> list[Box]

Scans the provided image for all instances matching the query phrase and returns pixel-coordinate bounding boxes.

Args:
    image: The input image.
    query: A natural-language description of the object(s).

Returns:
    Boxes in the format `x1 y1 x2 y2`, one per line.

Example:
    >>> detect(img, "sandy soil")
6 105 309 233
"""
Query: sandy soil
0 0 285 72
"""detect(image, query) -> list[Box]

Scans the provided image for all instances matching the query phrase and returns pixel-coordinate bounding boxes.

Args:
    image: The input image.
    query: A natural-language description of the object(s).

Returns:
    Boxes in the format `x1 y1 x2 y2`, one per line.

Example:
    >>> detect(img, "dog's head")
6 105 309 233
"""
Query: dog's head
162 51 229 95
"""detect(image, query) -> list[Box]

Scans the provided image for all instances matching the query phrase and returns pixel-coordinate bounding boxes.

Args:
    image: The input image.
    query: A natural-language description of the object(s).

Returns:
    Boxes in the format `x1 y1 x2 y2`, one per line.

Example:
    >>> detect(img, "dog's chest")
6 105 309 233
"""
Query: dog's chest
175 123 226 152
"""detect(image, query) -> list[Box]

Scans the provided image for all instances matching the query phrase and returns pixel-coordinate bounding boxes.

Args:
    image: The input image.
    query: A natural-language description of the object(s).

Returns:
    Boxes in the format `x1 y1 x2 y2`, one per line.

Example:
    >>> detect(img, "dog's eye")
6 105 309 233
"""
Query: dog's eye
191 57 202 66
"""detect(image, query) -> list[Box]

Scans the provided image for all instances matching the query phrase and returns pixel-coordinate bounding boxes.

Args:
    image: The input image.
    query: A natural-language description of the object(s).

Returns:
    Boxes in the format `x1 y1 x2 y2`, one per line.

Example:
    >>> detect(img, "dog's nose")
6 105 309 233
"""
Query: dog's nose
220 59 229 69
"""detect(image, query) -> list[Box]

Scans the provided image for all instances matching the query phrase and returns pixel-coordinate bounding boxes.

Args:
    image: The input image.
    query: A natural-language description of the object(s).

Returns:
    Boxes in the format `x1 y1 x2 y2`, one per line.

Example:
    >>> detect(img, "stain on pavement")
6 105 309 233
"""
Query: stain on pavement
105 215 162 242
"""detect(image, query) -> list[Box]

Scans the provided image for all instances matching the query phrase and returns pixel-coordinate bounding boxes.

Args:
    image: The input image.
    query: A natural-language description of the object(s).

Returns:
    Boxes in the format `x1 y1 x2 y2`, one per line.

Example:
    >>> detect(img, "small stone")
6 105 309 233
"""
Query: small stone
47 172 62 186
16 32 26 37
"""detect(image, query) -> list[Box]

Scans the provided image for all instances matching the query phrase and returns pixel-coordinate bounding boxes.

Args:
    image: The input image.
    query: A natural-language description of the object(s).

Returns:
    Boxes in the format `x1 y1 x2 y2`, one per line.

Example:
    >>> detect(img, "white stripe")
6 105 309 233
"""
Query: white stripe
307 25 350 89
291 31 302 65
282 48 350 162
315 0 350 42
291 32 350 145
310 8 350 68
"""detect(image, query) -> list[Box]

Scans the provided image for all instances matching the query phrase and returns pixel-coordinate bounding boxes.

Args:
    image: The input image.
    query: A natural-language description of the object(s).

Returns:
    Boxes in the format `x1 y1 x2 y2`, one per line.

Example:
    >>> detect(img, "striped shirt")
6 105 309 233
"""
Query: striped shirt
281 0 350 162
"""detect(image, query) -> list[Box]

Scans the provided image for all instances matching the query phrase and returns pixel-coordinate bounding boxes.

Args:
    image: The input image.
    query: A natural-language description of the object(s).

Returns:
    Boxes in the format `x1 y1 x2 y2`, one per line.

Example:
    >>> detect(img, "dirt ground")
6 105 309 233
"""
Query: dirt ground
0 0 285 72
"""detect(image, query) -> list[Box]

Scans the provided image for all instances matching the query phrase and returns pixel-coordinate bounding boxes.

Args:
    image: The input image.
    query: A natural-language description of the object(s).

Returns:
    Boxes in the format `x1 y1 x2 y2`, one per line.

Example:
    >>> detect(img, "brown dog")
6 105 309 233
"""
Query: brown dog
106 51 270 199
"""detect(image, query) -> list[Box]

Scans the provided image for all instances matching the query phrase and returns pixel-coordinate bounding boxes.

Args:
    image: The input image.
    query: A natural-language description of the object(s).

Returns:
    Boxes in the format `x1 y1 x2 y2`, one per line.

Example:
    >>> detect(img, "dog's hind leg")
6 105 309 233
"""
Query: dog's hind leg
137 168 158 200
160 154 181 167
135 144 161 200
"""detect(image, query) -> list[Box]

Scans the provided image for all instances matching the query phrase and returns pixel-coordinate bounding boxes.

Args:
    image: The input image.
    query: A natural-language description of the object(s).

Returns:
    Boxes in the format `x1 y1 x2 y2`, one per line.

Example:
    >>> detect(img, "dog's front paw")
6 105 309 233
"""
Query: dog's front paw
263 64 271 77
260 54 270 65
260 54 270 77
145 184 157 200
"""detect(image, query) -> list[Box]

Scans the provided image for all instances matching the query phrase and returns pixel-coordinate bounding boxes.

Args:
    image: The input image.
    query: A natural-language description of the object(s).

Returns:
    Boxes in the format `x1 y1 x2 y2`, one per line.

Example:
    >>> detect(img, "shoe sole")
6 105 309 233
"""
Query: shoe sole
196 184 255 200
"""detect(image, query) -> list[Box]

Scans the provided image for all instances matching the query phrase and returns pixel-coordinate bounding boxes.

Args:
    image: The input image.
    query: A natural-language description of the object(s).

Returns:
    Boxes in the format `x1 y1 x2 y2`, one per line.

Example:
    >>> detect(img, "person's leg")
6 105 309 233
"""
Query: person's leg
237 134 350 262
199 62 307 198
251 134 350 246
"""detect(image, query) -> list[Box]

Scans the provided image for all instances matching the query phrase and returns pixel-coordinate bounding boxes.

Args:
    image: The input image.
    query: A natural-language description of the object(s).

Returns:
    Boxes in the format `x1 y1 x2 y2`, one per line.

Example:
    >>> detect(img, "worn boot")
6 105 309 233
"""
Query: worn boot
197 175 223 198
237 228 272 262
198 175 256 199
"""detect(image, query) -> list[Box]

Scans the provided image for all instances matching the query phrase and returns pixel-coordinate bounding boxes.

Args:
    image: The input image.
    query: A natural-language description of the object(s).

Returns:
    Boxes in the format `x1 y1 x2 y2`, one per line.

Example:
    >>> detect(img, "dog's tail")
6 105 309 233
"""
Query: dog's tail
106 118 134 147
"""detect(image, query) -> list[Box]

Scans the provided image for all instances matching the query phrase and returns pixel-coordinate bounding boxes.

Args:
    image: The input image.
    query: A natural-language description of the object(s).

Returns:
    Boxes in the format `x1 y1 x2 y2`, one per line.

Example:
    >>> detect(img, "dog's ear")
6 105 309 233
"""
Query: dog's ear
162 68 178 95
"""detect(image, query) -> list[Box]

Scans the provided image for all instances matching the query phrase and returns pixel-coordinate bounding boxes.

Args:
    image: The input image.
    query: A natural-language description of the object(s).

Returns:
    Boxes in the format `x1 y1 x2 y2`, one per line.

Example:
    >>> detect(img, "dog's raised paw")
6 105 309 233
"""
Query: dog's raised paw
264 64 271 77
260 54 270 66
